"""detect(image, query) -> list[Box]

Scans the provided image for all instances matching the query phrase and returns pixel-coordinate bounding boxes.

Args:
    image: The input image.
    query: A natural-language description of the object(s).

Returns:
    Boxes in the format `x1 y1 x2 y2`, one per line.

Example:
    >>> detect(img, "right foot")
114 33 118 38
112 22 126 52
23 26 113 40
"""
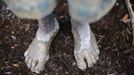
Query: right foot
24 16 59 73
24 38 50 73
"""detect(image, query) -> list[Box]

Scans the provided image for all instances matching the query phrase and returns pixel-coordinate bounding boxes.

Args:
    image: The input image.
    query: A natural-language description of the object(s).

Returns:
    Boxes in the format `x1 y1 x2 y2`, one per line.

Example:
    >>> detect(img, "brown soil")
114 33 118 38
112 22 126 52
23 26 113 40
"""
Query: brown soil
0 0 134 75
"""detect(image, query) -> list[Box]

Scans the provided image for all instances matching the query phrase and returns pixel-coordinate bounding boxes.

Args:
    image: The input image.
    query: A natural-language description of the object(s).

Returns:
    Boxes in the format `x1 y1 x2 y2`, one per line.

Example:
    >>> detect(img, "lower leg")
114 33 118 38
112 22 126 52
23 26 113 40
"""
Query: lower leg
125 0 134 45
71 19 100 70
24 15 59 73
36 15 59 41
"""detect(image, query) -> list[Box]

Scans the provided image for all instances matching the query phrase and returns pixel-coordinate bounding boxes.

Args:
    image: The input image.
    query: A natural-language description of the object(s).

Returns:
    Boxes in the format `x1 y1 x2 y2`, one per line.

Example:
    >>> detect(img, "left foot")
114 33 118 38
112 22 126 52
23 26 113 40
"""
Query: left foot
74 32 100 70
71 20 100 70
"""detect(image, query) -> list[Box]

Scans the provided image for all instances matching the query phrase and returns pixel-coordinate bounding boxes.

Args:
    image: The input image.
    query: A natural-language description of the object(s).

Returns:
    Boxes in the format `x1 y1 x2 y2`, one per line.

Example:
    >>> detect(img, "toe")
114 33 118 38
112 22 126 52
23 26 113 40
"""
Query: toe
25 56 30 64
28 58 33 68
95 48 100 55
84 54 93 67
77 60 87 70
92 51 99 61
75 54 87 70
89 54 96 64
35 62 45 74
31 60 38 72
24 50 28 57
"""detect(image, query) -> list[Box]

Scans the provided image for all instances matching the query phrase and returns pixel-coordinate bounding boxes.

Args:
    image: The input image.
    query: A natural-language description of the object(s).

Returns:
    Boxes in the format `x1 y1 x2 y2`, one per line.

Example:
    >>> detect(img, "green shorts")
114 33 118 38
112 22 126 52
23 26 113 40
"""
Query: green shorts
4 0 116 22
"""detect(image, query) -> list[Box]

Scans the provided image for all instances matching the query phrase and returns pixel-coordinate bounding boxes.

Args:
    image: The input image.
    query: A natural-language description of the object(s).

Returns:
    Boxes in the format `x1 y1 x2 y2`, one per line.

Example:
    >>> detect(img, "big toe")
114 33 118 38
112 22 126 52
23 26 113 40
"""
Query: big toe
77 61 87 70
75 55 87 70
34 62 45 74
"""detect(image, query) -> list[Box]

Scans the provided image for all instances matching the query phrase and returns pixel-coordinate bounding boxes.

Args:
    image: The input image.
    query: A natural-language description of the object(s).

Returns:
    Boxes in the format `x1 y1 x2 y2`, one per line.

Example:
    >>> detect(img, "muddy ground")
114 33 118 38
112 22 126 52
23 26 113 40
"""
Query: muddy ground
0 0 134 75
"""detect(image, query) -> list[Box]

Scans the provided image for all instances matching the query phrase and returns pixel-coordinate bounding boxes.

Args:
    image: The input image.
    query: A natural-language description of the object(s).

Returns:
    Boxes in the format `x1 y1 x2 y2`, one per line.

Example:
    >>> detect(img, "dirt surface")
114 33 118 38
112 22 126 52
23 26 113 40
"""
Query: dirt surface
0 0 134 75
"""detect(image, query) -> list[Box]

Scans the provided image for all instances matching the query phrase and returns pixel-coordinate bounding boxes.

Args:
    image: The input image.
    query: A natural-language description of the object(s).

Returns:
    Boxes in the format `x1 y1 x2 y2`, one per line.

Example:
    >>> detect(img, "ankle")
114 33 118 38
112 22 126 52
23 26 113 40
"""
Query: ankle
36 21 59 41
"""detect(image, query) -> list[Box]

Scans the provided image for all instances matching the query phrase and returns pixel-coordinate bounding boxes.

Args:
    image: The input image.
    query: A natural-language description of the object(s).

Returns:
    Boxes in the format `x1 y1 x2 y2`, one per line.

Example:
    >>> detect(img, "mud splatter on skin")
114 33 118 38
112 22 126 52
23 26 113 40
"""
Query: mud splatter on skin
0 0 134 75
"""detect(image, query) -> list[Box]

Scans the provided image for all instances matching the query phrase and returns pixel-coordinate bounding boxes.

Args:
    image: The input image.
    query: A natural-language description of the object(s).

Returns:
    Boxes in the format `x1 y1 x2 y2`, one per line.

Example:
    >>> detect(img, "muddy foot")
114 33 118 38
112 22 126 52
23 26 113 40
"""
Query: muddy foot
24 15 59 73
74 31 100 70
71 19 100 70
24 38 50 73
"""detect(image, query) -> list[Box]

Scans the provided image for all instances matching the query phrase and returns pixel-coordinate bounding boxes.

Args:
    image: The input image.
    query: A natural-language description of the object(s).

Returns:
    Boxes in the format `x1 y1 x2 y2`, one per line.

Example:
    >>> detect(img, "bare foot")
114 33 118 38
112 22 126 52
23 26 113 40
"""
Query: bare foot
24 38 50 73
74 32 100 70
24 16 59 73
71 20 100 70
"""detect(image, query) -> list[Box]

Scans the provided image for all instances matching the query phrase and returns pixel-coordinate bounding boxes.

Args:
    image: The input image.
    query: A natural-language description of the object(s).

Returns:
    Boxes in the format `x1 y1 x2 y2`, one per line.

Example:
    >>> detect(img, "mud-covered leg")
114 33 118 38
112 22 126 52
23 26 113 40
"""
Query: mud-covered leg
71 19 100 70
24 15 59 73
125 0 134 45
